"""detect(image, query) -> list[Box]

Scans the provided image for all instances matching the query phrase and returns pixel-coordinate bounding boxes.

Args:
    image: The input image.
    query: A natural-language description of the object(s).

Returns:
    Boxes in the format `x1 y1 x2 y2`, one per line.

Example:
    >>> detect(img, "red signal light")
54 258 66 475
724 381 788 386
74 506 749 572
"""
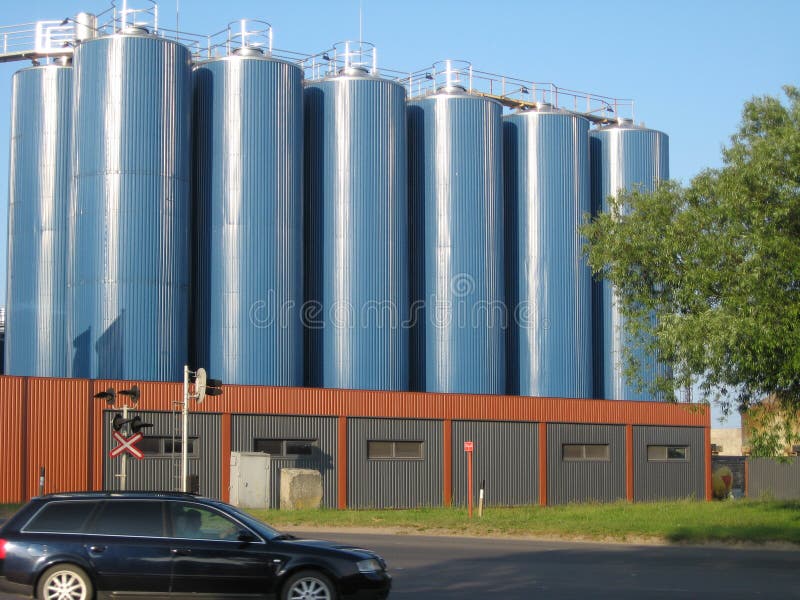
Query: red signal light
0 538 7 559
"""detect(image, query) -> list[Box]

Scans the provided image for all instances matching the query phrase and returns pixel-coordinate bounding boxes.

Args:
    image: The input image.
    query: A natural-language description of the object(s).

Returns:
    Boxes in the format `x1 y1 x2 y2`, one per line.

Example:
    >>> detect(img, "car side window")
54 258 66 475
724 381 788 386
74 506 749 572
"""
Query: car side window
86 500 166 537
24 501 97 533
170 503 241 541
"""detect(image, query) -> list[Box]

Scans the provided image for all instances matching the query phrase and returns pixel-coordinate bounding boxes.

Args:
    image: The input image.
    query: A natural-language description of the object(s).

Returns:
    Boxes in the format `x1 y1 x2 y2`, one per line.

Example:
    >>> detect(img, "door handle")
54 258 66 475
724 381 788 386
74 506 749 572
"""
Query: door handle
171 548 192 556
88 545 106 554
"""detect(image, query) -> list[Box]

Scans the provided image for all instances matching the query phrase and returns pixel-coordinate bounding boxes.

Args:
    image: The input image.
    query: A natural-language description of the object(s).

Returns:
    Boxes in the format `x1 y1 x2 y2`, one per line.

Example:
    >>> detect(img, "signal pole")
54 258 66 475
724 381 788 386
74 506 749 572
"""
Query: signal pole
181 366 223 492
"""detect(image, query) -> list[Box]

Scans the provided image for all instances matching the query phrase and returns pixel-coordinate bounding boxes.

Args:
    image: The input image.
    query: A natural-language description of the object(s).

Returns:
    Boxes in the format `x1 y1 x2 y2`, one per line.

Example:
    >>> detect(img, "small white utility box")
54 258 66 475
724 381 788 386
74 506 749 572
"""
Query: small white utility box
229 452 271 509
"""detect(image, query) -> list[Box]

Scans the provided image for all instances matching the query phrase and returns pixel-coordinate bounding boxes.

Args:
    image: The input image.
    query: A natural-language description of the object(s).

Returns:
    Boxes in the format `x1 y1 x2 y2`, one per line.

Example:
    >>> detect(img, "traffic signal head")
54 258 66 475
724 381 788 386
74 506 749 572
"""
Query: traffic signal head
112 412 126 431
119 385 140 405
129 416 153 434
94 388 116 406
112 413 153 434
195 368 223 404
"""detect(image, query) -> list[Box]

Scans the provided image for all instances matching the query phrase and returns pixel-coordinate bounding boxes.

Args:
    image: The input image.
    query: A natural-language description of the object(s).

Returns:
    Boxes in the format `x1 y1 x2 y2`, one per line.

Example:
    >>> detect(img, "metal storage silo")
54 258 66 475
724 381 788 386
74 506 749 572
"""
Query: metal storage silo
504 106 592 398
5 63 72 377
304 42 409 391
192 22 304 386
68 22 191 381
408 61 505 395
590 120 669 401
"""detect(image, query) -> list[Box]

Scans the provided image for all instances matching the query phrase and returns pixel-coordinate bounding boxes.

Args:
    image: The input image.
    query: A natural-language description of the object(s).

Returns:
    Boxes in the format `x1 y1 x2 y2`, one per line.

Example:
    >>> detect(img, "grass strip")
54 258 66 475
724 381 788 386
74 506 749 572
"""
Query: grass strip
248 499 800 546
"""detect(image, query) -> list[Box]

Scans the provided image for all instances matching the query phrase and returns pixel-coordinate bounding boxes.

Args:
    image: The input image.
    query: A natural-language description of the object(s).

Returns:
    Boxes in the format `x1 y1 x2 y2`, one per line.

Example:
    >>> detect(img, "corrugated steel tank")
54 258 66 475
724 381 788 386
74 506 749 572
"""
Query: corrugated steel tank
504 107 592 398
408 87 505 394
5 64 72 377
193 48 304 386
590 121 669 400
304 59 409 390
67 29 192 381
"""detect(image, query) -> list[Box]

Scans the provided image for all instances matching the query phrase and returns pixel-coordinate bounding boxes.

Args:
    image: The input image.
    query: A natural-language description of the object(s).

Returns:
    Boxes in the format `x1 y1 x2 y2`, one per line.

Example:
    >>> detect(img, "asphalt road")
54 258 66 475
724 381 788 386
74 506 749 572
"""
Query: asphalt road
1 532 797 599
310 531 799 600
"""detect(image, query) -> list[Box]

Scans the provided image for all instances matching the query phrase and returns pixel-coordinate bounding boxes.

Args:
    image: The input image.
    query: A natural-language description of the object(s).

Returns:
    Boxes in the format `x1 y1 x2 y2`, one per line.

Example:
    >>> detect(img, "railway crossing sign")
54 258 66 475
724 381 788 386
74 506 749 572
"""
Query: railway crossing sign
110 431 145 460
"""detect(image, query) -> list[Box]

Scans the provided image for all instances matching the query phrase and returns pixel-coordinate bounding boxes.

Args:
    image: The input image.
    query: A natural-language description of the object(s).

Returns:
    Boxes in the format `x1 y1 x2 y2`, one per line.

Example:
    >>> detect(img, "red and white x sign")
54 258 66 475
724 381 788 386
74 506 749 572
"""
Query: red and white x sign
109 431 145 460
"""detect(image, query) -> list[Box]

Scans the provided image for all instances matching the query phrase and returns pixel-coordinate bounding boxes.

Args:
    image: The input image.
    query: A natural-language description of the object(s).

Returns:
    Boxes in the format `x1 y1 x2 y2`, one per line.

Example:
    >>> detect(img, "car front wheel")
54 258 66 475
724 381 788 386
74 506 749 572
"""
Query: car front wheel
37 564 94 600
282 570 337 600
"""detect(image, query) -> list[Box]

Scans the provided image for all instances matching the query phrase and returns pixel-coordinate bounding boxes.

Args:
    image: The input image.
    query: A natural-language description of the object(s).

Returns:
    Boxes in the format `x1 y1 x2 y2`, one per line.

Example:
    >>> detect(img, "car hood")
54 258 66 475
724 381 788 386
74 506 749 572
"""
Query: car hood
277 537 378 560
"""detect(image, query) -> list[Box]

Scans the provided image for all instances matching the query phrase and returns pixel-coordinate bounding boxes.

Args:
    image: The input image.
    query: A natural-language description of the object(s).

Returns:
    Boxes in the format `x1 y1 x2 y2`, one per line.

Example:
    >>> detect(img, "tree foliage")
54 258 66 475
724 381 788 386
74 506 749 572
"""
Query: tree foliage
582 86 800 454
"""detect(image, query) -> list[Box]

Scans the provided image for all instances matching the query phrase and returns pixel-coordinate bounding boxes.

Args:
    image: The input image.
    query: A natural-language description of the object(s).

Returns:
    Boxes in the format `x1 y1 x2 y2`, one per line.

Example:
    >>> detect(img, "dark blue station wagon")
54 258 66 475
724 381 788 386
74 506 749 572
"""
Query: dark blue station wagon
0 492 390 600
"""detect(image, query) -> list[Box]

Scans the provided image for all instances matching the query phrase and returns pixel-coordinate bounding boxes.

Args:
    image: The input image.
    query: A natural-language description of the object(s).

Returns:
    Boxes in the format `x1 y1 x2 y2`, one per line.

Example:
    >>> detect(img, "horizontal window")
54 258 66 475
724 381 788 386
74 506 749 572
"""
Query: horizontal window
562 444 610 461
24 501 97 533
647 445 690 461
137 436 199 458
254 439 318 457
368 440 424 460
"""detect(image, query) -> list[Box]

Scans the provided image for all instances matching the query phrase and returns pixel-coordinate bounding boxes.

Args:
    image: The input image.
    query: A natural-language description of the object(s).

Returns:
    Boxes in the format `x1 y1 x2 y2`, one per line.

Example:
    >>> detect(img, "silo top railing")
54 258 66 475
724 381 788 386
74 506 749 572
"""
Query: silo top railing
0 5 635 121
406 61 633 122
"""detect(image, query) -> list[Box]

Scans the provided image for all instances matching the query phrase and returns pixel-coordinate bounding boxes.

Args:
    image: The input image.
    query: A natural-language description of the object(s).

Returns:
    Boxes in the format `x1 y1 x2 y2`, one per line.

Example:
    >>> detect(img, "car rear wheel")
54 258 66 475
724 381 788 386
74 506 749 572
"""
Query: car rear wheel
282 570 337 600
37 564 94 600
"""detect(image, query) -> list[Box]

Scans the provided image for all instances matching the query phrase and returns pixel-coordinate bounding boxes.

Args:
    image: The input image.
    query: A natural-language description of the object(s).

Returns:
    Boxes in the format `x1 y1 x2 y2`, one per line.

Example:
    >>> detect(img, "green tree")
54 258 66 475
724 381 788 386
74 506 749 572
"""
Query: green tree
582 86 800 455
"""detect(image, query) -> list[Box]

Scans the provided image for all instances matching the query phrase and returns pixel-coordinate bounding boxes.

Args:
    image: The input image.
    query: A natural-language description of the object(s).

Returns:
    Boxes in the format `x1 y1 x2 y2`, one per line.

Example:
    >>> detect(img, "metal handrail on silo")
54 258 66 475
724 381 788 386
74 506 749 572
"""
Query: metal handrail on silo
226 19 273 55
406 62 632 122
116 0 158 33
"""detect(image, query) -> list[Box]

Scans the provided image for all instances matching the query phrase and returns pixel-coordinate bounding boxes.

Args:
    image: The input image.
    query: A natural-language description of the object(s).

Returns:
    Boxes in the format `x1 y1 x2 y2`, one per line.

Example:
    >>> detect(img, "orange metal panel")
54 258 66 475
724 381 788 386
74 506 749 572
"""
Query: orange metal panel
704 426 712 501
337 416 348 509
443 419 452 507
25 378 91 498
625 424 634 501
0 377 25 502
538 422 547 506
220 413 231 503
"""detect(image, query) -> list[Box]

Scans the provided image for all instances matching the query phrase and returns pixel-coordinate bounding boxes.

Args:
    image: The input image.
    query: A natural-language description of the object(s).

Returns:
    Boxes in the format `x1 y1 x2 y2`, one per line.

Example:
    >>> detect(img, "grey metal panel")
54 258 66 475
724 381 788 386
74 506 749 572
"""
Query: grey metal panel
547 423 625 504
304 75 409 391
192 55 304 386
5 65 72 377
589 124 669 401
230 415 338 508
408 93 505 394
633 426 704 501
748 458 800 500
504 109 591 398
348 418 442 508
102 411 221 498
68 33 192 381
451 421 538 507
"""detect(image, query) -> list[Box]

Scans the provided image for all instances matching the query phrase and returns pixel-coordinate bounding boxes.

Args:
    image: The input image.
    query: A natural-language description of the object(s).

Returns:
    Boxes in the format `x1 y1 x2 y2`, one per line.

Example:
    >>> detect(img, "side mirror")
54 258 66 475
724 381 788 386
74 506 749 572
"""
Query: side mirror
238 530 257 543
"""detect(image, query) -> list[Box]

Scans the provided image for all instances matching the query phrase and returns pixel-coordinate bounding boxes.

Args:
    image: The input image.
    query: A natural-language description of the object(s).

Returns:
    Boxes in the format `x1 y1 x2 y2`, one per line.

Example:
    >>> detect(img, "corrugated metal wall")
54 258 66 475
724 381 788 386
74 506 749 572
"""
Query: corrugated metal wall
0 377 25 502
304 75 409 391
633 426 705 501
26 378 92 498
503 109 592 398
192 55 304 386
589 124 670 401
348 418 443 508
0 375 709 504
230 415 338 508
451 421 538 506
408 93 505 395
547 423 625 504
69 33 191 381
748 458 800 500
102 411 221 498
5 65 72 378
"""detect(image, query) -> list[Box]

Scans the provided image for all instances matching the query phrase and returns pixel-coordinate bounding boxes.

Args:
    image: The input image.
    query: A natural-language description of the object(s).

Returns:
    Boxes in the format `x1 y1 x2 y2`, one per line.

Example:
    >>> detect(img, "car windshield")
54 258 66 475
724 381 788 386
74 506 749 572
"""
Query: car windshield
207 500 283 540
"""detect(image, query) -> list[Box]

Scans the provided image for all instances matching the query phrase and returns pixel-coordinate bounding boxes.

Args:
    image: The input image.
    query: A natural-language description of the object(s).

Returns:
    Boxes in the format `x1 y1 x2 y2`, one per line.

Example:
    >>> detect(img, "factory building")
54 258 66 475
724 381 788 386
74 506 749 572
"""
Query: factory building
0 8 703 507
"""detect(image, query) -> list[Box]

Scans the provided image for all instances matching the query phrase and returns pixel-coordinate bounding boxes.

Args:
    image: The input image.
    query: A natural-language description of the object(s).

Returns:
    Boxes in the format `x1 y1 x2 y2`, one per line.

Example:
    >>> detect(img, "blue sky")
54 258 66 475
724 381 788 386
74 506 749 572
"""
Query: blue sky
1 0 798 425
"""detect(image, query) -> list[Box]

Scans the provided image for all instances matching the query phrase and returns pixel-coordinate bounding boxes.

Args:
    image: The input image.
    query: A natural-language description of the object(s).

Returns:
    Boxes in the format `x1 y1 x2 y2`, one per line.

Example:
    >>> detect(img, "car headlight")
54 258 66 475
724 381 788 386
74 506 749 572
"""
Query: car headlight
356 559 383 573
